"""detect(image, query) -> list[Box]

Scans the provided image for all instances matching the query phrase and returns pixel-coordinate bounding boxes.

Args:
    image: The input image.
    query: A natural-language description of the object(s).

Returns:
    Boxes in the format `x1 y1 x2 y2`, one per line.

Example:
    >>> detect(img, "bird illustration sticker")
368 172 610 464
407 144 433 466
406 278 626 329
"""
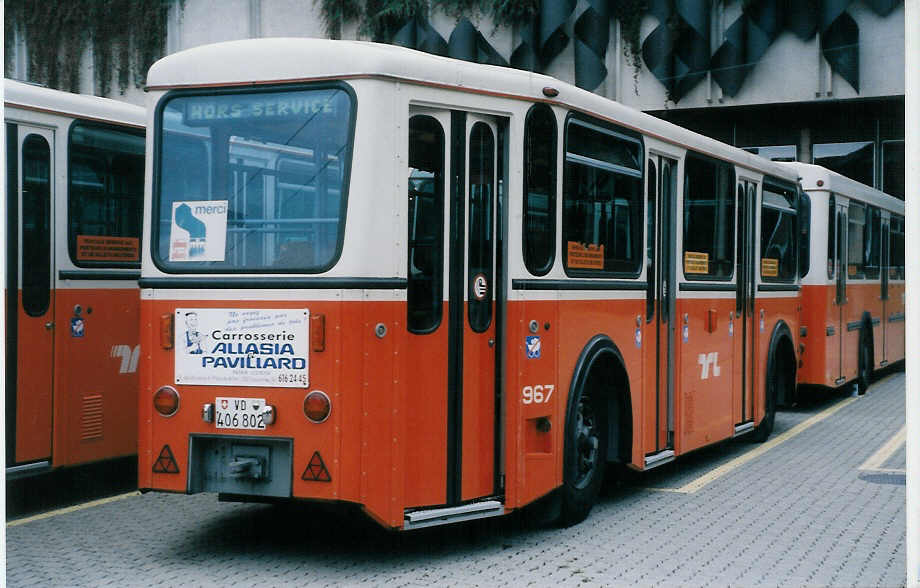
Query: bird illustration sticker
169 200 228 261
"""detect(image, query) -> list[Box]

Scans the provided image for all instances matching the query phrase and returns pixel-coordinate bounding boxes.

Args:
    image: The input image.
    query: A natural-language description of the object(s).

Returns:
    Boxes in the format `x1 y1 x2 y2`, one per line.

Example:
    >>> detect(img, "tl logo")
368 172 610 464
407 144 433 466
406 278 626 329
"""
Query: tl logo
111 344 141 374
698 352 721 380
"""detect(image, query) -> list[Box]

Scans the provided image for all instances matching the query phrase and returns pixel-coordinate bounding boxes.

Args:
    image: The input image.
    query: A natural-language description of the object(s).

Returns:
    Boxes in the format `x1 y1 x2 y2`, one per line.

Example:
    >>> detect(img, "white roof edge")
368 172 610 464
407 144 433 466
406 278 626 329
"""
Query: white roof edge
777 161 904 214
4 78 145 127
144 38 797 182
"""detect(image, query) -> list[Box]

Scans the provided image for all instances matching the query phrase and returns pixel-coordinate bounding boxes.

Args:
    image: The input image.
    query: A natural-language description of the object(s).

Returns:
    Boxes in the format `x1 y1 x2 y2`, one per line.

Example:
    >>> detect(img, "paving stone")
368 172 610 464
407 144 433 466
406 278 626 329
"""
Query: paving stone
5 372 906 586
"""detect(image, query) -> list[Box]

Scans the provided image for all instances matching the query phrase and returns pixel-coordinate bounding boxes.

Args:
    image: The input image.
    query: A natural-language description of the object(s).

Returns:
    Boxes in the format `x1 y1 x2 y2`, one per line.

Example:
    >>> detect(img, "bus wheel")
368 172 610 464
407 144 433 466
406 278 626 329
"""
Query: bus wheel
559 379 607 526
857 333 873 395
751 352 780 443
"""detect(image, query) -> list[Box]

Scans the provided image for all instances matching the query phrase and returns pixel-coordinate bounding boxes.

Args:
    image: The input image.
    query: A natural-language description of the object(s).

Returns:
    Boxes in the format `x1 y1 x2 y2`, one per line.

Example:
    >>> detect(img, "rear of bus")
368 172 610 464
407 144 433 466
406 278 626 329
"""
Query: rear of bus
137 41 419 527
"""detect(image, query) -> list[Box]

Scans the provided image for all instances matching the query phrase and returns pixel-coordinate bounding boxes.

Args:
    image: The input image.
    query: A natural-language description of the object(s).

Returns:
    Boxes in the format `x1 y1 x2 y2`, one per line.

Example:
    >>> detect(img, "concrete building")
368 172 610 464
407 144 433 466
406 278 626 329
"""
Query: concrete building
4 0 904 197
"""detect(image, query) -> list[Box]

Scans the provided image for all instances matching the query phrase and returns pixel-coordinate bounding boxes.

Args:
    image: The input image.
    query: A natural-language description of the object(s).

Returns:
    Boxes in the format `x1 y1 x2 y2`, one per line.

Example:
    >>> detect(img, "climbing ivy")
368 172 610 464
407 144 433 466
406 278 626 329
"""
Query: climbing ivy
360 0 429 41
315 0 362 39
4 0 178 95
612 0 648 91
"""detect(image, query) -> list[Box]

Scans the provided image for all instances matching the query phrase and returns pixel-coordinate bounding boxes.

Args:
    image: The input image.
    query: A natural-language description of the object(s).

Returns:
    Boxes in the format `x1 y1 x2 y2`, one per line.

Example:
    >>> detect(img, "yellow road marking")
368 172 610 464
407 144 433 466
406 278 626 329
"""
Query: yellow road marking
7 491 140 527
646 396 858 494
859 425 906 473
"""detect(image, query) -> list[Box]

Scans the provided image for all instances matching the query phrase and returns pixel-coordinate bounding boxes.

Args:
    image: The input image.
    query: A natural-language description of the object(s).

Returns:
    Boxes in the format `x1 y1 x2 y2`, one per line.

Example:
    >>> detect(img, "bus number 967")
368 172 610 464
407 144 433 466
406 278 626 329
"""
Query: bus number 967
522 384 554 405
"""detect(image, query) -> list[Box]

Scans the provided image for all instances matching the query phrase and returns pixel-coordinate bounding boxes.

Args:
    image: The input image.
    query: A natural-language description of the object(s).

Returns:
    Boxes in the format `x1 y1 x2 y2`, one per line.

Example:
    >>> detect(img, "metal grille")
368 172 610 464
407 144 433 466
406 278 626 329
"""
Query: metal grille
81 394 103 441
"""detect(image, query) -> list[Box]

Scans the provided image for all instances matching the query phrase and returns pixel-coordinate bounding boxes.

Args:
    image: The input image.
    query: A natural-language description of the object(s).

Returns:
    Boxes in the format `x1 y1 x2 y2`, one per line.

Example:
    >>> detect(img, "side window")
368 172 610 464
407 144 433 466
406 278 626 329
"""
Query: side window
682 155 735 280
847 202 866 278
522 104 557 276
864 206 881 279
407 115 445 334
889 215 905 280
798 191 810 278
827 195 836 279
760 180 798 282
69 122 145 266
562 116 643 276
468 122 495 333
22 134 52 317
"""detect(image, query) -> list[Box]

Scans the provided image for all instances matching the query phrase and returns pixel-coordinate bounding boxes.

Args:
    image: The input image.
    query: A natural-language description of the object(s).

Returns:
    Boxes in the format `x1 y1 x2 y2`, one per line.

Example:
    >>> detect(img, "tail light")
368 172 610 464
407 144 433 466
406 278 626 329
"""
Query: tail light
154 386 180 417
303 390 331 423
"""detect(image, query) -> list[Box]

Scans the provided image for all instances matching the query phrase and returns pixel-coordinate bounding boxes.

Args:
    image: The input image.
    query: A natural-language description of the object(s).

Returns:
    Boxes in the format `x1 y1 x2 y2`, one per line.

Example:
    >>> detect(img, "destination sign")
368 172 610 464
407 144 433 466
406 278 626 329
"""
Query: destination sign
184 94 337 124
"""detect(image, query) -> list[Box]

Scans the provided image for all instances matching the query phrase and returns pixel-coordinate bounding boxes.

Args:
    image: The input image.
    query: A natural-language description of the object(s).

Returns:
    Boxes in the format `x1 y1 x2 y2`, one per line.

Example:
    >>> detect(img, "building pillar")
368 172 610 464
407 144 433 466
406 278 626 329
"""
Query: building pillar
798 127 812 163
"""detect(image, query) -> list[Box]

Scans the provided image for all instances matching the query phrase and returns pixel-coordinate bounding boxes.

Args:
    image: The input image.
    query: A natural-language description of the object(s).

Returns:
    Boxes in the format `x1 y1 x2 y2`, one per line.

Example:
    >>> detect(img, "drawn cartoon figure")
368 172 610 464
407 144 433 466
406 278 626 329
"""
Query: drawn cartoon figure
184 311 203 354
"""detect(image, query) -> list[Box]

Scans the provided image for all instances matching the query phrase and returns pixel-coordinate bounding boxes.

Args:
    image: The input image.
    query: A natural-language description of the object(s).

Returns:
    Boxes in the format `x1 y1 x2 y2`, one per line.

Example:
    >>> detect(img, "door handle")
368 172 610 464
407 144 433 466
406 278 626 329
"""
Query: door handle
44 321 54 330
488 338 495 348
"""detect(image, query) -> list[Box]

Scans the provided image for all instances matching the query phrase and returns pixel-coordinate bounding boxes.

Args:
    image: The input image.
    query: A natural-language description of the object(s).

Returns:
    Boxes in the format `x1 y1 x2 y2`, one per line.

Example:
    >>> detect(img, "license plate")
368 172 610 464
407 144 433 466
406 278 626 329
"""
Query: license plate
215 397 267 430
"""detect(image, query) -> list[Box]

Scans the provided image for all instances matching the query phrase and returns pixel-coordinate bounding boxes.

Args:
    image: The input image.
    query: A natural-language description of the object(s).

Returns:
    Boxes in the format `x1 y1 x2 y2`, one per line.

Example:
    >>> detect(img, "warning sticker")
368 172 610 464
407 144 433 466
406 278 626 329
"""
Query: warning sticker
567 242 604 270
684 251 709 274
761 258 779 277
76 235 139 262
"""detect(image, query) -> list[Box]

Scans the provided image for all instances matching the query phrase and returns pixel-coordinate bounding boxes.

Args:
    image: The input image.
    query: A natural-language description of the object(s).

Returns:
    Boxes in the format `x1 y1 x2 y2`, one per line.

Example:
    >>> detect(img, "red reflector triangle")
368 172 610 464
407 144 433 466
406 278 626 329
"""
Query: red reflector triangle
302 451 331 482
152 445 180 474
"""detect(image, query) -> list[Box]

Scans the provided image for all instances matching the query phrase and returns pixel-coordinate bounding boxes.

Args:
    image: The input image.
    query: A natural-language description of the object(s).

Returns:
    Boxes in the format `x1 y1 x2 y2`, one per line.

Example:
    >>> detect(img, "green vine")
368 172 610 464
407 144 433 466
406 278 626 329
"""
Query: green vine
4 0 178 95
360 0 429 41
315 0 362 39
612 0 647 94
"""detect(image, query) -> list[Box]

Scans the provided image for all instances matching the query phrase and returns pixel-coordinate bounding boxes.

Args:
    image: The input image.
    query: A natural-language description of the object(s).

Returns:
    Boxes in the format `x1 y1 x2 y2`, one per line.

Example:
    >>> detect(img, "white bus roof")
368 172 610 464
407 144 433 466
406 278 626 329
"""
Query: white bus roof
4 78 145 128
778 161 904 214
145 38 797 182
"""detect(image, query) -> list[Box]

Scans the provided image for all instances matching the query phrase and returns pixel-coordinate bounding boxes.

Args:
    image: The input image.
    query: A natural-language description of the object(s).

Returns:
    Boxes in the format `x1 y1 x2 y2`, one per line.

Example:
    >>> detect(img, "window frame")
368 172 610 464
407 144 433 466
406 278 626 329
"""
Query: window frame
681 153 736 282
150 81 358 275
406 114 446 334
522 104 557 277
759 178 799 283
561 112 644 279
67 120 145 268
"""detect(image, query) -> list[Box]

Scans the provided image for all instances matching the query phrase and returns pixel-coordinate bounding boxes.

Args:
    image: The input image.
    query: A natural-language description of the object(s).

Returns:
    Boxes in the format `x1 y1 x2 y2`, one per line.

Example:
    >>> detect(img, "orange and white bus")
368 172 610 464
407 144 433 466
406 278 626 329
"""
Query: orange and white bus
5 79 145 477
780 162 905 393
138 38 806 529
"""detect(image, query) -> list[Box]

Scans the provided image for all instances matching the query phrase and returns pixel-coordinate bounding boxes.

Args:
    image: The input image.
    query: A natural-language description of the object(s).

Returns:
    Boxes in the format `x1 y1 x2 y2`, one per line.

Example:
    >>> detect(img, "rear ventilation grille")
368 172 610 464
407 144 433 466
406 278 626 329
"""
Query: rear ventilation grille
81 394 103 441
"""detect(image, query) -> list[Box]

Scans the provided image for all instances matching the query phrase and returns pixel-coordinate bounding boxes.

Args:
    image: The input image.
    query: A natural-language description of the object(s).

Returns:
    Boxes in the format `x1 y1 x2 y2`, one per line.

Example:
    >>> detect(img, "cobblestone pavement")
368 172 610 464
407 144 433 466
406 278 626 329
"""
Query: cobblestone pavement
7 371 905 587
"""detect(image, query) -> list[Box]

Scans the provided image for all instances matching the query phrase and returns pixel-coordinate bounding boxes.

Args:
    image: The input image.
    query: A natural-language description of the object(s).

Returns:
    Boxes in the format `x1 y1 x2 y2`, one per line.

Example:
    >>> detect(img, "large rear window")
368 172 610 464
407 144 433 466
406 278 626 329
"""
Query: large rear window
154 85 355 273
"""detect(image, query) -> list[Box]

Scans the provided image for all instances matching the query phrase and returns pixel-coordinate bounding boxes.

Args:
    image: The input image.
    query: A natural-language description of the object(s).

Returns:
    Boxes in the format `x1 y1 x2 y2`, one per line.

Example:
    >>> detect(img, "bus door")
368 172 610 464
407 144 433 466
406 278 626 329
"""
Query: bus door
646 154 677 461
6 124 55 468
880 215 890 365
831 199 848 384
734 180 757 428
405 110 504 509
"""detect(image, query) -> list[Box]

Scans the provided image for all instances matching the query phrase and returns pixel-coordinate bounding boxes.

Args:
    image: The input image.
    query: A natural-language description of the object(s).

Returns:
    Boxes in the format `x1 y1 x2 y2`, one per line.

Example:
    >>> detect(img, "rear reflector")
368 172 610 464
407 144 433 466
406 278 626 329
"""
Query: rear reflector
154 386 180 417
153 445 180 474
303 390 331 423
302 451 331 482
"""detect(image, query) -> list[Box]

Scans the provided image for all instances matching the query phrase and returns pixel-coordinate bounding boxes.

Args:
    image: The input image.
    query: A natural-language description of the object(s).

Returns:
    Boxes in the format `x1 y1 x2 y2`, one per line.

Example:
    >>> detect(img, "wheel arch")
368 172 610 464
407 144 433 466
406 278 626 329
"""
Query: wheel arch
566 334 633 465
766 320 796 407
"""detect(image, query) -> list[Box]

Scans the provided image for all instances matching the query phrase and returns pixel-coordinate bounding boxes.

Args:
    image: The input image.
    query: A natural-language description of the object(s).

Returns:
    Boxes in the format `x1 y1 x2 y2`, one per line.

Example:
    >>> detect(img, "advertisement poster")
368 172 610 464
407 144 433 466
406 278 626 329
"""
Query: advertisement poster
169 200 228 261
175 308 309 388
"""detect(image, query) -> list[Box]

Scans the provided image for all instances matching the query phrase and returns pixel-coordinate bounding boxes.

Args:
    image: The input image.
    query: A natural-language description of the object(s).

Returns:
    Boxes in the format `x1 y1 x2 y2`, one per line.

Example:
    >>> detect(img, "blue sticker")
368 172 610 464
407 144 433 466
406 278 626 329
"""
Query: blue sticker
526 336 542 359
729 320 734 337
71 317 85 338
682 324 689 342
634 328 642 348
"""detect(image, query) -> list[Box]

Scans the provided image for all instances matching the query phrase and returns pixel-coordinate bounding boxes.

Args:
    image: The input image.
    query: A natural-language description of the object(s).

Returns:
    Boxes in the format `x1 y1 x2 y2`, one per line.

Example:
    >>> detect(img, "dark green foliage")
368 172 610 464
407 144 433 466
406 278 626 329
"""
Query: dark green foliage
5 0 177 95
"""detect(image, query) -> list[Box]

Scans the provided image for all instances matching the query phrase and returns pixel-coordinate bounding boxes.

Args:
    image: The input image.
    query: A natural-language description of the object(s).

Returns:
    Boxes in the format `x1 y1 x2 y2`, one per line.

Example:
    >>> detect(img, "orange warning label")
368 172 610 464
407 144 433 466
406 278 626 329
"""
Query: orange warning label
684 251 709 274
761 258 779 277
567 241 604 270
76 235 139 262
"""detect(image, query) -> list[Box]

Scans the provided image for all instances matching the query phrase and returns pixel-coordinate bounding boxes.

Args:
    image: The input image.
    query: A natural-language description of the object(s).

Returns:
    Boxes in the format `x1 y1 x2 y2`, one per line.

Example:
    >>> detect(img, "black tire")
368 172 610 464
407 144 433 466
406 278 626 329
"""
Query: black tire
751 351 780 443
558 375 607 526
857 331 873 395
